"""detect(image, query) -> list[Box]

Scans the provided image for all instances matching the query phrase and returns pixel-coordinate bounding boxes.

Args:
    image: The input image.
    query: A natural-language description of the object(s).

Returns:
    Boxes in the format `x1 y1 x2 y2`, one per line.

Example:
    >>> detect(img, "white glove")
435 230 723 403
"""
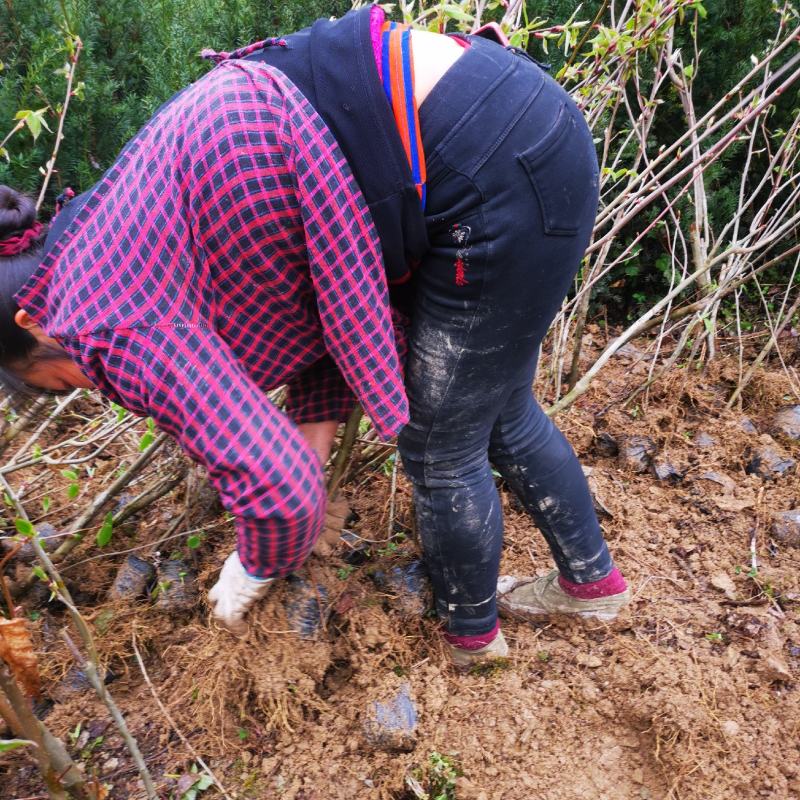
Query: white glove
208 551 274 635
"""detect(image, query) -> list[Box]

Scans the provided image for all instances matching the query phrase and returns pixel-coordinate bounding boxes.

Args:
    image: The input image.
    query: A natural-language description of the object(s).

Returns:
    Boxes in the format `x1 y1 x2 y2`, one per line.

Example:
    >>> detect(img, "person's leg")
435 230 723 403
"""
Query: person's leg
400 39 617 643
400 42 594 636
488 368 614 583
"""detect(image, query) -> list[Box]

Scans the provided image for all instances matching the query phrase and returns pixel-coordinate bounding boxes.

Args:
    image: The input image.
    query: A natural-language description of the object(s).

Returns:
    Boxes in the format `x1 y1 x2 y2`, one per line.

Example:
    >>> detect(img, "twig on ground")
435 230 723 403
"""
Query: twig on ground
61 631 157 799
0 474 156 798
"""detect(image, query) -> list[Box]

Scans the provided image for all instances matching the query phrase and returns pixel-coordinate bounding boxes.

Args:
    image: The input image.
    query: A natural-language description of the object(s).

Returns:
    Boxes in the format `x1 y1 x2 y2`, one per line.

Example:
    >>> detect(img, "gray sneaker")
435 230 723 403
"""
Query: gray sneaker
497 570 631 622
445 629 509 670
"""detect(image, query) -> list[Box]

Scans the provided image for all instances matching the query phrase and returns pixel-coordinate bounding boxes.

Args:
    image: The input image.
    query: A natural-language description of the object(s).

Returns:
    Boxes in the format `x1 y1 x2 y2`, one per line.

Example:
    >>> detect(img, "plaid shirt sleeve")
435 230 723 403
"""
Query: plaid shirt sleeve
284 305 409 426
71 326 326 579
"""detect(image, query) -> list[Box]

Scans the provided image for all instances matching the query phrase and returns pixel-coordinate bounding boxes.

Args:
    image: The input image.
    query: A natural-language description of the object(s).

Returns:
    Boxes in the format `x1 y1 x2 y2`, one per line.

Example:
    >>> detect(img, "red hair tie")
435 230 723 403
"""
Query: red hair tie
0 221 44 257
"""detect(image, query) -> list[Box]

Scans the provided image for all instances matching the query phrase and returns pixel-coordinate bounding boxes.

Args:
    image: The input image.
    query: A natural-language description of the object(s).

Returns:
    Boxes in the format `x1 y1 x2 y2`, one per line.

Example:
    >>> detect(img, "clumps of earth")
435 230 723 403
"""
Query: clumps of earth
1 357 799 800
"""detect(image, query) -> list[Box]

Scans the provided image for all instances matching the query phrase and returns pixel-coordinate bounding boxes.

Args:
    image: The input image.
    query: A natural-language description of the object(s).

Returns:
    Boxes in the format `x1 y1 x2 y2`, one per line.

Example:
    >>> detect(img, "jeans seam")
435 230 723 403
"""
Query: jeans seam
472 80 542 176
420 197 491 480
429 58 518 170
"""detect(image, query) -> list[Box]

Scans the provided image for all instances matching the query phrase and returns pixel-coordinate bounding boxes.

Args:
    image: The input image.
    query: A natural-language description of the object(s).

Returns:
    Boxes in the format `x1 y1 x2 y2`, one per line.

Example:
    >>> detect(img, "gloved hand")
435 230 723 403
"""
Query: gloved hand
312 494 351 557
208 550 274 635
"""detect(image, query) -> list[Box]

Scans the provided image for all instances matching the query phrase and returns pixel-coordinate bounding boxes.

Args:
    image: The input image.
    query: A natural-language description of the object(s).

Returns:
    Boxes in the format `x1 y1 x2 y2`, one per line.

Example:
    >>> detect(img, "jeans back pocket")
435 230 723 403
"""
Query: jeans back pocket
517 103 598 237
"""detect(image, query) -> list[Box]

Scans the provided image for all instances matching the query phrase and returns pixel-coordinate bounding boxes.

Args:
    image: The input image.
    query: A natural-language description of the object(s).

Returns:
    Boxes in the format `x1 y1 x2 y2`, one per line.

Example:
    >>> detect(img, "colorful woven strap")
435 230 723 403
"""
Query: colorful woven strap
381 21 427 210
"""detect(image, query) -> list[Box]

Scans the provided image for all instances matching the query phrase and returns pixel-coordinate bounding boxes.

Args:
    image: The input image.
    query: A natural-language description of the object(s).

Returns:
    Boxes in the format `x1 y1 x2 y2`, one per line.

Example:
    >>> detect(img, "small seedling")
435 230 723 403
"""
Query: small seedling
61 468 80 499
377 540 400 557
171 764 214 800
68 722 82 745
80 735 104 760
186 532 204 549
138 417 156 452
96 512 114 547
705 632 724 643
537 650 550 662
410 751 461 800
336 565 355 580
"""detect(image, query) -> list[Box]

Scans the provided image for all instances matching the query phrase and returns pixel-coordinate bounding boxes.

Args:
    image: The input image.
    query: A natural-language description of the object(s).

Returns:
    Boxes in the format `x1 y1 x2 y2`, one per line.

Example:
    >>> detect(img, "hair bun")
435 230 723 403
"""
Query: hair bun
0 186 37 240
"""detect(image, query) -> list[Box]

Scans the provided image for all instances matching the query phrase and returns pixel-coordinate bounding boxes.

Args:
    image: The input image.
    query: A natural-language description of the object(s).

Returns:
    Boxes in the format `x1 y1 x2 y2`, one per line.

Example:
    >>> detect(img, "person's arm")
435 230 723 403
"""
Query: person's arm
297 420 339 465
78 325 327 630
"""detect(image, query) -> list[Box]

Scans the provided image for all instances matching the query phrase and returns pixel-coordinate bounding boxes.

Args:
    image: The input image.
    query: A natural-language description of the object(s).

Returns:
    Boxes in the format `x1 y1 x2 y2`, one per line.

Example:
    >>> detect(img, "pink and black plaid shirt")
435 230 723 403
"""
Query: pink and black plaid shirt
16 60 409 577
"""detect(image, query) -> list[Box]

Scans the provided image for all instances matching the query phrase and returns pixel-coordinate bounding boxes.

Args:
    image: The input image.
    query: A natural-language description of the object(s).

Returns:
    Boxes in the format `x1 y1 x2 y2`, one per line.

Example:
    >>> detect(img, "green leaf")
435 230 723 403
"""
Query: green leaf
61 469 78 481
32 566 48 582
42 496 51 513
14 519 34 537
683 64 695 79
14 108 51 142
138 430 155 452
96 513 114 547
186 534 202 549
67 483 79 499
0 739 35 753
441 4 474 23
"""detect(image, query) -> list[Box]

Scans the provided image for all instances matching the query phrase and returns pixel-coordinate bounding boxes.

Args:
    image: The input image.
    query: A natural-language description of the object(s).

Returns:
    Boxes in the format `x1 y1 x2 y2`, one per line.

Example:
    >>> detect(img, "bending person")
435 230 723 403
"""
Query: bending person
0 5 629 667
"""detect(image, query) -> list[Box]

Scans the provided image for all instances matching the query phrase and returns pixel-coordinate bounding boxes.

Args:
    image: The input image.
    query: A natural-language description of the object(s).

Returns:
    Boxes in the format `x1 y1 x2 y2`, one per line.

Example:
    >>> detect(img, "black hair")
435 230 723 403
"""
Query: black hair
0 185 53 397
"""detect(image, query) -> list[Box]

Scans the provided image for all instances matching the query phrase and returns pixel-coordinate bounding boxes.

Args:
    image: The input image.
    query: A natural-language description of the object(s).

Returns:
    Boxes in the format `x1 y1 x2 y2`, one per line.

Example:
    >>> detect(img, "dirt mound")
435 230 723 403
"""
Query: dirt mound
2 341 799 800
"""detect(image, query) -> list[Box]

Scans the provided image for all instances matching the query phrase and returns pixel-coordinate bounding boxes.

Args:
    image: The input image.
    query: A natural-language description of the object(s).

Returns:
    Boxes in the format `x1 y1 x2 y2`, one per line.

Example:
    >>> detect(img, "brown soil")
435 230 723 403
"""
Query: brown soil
2 333 799 800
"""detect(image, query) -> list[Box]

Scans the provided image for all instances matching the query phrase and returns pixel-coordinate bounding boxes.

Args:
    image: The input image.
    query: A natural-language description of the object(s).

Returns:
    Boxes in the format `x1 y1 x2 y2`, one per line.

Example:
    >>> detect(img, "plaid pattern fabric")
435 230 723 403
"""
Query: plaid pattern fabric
16 60 409 577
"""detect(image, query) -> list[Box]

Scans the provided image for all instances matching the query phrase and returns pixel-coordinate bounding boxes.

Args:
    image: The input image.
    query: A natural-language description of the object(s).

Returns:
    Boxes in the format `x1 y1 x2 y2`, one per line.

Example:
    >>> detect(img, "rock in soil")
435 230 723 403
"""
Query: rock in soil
582 467 613 519
50 665 93 704
2 523 60 564
371 559 431 618
284 576 329 639
593 431 619 458
363 680 417 752
617 435 658 473
756 653 793 683
771 405 800 440
771 510 800 548
739 417 758 434
744 436 796 480
155 558 198 614
340 530 371 565
694 431 717 449
710 573 737 601
108 554 155 600
651 459 683 483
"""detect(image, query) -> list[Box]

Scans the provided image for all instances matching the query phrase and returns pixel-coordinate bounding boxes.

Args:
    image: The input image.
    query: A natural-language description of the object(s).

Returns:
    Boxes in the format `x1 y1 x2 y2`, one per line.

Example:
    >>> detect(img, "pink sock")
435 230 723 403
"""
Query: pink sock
558 567 627 600
443 620 500 651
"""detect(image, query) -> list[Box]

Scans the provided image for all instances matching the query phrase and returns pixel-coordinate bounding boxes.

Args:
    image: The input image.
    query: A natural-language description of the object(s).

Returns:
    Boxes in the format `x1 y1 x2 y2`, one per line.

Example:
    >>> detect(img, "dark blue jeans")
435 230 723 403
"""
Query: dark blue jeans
397 37 614 636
